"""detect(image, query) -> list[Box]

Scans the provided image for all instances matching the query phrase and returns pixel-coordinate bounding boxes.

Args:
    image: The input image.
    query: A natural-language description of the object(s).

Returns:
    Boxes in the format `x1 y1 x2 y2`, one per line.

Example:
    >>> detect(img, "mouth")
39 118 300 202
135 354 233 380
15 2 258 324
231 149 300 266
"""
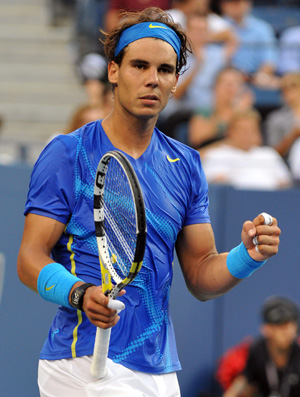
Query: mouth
139 94 159 103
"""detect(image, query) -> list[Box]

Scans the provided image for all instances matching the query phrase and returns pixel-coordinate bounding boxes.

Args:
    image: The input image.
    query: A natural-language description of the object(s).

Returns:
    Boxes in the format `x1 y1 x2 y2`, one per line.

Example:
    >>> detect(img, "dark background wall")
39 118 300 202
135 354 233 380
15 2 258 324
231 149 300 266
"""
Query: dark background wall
0 164 299 396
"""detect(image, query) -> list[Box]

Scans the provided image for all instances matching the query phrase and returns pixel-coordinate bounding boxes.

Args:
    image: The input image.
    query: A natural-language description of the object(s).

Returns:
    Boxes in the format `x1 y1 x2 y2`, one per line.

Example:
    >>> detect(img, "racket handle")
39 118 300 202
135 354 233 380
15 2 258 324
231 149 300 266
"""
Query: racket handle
90 327 111 378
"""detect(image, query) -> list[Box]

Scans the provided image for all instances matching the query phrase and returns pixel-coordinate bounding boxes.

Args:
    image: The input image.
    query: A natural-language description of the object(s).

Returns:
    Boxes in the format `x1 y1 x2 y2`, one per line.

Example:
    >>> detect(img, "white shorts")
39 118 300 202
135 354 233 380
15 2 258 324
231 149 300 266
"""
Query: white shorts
38 356 181 397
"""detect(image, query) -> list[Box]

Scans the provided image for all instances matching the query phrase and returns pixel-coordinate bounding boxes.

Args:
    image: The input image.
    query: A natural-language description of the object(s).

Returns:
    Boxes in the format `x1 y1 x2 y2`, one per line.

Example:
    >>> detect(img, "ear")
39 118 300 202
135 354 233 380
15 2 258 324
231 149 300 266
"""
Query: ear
108 61 119 85
171 74 179 93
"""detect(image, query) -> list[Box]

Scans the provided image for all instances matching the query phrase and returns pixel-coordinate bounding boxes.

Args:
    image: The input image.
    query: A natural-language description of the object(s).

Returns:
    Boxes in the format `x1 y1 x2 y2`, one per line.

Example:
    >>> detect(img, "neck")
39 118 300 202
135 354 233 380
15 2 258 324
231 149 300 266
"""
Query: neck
267 342 291 368
102 110 156 159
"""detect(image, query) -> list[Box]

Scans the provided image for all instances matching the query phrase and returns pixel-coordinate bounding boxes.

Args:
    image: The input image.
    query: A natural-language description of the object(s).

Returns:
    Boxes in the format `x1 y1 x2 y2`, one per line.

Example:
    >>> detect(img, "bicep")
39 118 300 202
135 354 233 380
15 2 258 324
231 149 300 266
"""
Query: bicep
17 213 66 290
176 223 217 264
175 223 217 294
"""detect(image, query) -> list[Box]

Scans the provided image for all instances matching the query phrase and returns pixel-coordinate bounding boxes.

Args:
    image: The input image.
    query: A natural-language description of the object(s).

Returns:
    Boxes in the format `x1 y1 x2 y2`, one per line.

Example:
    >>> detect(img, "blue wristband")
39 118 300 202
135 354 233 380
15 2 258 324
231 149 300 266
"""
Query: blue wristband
226 242 267 279
37 263 83 309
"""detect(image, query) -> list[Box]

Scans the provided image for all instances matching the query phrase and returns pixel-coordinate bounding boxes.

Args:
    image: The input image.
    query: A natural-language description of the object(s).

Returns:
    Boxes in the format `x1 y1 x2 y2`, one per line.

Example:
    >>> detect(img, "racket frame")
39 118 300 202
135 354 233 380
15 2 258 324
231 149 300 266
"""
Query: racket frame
91 150 146 378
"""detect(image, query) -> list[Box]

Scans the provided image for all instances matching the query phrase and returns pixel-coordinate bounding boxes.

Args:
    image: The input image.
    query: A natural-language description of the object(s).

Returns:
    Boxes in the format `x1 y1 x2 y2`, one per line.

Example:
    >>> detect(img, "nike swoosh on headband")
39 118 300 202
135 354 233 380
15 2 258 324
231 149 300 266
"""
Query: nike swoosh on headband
114 22 181 59
149 23 168 29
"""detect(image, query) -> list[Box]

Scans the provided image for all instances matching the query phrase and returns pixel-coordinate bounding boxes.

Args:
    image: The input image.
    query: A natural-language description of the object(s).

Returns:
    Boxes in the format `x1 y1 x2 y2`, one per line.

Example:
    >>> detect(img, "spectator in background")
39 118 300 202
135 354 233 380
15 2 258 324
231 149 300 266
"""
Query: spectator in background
72 0 109 105
167 0 237 48
278 25 300 75
63 99 112 135
105 0 172 32
288 138 300 184
188 66 253 149
216 336 253 394
48 90 113 142
264 72 300 161
46 0 76 27
201 109 293 190
218 0 279 89
160 11 234 128
220 296 300 397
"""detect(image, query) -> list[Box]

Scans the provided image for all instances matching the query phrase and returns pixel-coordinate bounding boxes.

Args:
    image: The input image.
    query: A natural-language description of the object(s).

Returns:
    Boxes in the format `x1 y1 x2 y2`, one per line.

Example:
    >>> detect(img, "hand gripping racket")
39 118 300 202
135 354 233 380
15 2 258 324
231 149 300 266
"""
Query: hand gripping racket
90 150 147 378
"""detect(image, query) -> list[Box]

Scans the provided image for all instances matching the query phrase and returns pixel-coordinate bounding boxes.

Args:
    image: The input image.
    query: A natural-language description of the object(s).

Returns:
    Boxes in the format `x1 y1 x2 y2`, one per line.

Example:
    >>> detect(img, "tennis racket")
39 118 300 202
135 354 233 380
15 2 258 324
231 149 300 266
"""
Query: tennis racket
90 150 147 378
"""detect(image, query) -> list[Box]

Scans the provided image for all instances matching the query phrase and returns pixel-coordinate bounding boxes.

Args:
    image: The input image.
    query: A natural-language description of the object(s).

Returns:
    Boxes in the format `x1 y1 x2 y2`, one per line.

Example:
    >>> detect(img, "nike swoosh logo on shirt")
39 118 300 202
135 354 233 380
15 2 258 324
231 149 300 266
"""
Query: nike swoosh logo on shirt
167 155 180 163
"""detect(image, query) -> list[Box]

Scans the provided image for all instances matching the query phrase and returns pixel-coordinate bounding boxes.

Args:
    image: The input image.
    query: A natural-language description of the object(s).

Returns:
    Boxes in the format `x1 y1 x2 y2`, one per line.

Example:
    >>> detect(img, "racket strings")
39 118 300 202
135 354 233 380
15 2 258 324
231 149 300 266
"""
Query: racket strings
104 159 137 279
104 206 135 274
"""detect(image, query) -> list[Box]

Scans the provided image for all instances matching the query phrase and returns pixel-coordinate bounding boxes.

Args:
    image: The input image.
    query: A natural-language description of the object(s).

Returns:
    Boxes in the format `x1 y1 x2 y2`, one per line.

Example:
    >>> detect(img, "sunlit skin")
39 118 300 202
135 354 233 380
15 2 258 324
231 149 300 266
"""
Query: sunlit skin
102 38 178 158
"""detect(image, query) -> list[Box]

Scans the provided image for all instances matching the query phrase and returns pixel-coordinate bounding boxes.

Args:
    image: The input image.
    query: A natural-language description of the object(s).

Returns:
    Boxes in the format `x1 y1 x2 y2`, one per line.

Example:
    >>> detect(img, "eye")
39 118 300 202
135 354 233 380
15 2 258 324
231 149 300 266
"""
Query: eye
159 65 175 74
132 61 148 70
136 64 146 70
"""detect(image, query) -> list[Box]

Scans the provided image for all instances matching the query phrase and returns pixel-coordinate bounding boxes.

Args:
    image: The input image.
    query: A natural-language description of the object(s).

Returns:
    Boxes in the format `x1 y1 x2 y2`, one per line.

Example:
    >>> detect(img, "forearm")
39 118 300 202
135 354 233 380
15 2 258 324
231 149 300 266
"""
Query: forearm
224 375 249 397
274 128 300 157
183 252 241 301
177 215 278 302
17 243 54 292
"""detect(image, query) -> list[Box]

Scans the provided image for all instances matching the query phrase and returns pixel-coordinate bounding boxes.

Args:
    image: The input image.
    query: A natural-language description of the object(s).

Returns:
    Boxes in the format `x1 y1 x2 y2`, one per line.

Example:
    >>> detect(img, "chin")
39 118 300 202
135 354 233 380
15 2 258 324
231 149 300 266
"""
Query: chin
137 109 160 119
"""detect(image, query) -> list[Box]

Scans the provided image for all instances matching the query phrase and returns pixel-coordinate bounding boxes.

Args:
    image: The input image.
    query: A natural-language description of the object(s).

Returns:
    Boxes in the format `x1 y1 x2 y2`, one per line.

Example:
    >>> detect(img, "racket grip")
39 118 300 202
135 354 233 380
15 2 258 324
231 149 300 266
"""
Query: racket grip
90 327 111 378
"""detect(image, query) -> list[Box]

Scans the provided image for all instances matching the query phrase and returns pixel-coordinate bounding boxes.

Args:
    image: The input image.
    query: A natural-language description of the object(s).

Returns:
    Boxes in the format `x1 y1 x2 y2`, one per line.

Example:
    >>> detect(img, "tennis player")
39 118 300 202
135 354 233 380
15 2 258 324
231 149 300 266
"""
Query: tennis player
17 7 281 397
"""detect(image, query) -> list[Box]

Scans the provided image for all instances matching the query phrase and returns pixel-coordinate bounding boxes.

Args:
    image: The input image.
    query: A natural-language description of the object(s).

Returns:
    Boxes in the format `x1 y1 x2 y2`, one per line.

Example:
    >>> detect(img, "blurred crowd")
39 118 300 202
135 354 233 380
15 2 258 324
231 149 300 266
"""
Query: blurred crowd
19 0 300 188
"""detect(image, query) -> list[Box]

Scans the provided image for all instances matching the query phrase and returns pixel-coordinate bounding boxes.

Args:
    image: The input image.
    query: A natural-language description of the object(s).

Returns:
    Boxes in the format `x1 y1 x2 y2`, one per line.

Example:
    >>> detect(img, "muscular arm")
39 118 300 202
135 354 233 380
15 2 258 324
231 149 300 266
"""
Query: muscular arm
175 215 280 301
17 213 66 292
17 213 122 329
176 223 240 301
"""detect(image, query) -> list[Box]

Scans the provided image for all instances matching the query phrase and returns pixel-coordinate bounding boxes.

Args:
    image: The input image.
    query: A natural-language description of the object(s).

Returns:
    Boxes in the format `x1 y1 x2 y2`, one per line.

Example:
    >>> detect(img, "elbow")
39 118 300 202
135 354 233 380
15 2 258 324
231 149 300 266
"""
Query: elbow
17 250 37 291
187 283 223 302
17 253 27 285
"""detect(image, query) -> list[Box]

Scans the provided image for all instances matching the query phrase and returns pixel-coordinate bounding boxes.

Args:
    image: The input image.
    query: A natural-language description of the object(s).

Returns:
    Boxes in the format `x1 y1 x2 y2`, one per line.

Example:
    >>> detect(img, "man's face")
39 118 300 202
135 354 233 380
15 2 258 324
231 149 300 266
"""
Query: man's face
215 70 244 99
220 0 252 22
262 322 298 350
187 15 208 47
108 38 178 120
228 117 262 151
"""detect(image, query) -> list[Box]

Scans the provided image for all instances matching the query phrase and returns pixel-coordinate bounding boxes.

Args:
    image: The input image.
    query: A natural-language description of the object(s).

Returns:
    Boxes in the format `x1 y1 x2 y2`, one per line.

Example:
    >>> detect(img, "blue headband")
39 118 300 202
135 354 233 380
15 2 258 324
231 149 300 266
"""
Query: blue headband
114 22 181 59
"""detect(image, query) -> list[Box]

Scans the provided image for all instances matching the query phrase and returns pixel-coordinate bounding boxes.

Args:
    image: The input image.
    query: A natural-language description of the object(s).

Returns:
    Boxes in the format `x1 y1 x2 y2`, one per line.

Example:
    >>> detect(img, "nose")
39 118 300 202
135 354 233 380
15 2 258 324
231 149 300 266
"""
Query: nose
145 67 159 87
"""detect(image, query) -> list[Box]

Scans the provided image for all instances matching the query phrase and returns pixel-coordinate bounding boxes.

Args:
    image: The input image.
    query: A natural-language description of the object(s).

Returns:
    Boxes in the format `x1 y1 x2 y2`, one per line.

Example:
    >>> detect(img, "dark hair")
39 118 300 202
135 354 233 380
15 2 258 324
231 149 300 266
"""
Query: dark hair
101 7 191 75
262 296 300 325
